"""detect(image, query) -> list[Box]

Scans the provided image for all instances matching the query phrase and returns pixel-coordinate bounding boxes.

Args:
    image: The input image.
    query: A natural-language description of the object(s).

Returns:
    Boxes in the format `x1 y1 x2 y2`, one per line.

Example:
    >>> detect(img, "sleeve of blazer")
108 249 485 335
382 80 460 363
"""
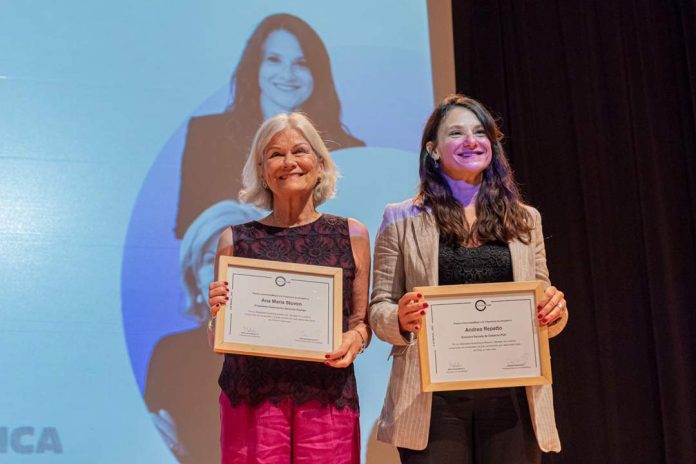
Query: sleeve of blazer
369 205 413 346
531 207 569 337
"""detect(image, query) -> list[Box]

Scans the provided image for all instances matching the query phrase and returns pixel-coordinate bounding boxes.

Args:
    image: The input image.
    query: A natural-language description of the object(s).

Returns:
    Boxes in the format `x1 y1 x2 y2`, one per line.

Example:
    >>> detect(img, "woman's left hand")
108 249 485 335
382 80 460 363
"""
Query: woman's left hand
537 286 567 325
324 330 363 368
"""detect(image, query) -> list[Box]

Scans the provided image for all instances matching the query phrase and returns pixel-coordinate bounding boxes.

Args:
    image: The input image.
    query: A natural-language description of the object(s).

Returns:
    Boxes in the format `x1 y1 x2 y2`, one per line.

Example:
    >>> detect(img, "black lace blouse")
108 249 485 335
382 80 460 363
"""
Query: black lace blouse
438 238 513 285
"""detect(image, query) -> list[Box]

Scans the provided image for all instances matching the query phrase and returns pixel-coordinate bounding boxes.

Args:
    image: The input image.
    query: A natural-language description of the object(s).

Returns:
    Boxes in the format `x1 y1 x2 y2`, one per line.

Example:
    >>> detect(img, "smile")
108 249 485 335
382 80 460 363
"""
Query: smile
455 151 483 158
273 82 302 92
278 173 305 180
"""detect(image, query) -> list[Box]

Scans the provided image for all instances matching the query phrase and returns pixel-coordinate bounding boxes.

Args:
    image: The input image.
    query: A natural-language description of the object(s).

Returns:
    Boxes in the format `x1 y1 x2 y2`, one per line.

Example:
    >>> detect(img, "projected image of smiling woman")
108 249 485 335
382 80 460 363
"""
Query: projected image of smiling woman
175 14 363 239
258 29 314 116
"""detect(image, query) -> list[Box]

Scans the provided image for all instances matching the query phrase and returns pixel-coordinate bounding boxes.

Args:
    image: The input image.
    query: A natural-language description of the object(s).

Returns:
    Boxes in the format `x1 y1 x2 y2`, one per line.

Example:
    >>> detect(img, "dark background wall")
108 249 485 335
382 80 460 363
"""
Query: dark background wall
451 0 696 462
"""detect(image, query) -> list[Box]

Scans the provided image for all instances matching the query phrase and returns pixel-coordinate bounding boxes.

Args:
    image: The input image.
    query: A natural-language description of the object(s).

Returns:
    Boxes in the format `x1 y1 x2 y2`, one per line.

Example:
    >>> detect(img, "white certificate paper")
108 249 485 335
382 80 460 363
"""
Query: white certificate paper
425 292 540 383
224 266 334 353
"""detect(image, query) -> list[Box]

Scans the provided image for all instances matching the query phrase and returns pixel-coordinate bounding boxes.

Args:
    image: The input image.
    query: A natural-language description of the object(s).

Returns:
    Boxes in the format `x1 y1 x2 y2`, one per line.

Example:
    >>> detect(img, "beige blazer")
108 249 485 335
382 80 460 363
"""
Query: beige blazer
369 199 568 452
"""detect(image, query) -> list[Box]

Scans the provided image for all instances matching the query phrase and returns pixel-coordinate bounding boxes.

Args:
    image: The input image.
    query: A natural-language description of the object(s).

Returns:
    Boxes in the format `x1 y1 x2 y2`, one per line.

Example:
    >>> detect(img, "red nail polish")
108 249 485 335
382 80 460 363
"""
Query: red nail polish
224 281 229 285
414 325 420 331
324 354 330 359
542 318 548 324
537 304 542 310
537 314 543 319
417 293 423 298
422 302 428 308
420 310 425 315
225 296 229 300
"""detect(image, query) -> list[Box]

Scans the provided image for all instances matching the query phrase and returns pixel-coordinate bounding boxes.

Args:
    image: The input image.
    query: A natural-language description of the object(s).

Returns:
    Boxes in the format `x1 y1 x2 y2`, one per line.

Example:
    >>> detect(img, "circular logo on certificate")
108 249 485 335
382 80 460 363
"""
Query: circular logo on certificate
475 299 488 311
275 276 287 287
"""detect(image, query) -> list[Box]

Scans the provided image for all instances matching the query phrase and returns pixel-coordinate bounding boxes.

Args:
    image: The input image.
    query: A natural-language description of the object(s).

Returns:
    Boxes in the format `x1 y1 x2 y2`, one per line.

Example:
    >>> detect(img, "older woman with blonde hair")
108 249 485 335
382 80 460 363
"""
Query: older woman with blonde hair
207 112 371 464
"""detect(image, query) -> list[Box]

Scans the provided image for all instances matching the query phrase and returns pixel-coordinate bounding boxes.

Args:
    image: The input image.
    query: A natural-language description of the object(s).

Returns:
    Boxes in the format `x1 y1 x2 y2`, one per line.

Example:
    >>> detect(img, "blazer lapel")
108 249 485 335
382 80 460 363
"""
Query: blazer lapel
411 211 439 286
508 239 530 282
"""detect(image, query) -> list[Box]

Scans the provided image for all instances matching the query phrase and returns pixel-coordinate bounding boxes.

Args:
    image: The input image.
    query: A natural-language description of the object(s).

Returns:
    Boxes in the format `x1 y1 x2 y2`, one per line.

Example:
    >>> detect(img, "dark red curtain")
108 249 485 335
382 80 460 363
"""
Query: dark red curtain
451 0 696 462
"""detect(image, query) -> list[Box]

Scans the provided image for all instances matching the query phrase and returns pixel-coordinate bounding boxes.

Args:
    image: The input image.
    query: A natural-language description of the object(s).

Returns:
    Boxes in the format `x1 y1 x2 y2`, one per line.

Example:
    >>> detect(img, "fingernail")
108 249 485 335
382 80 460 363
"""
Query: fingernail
225 296 229 301
414 325 420 330
537 314 543 319
417 293 423 298
420 310 425 315
422 302 428 308
537 304 542 310
324 361 330 365
224 281 229 285
324 354 330 359
542 318 548 324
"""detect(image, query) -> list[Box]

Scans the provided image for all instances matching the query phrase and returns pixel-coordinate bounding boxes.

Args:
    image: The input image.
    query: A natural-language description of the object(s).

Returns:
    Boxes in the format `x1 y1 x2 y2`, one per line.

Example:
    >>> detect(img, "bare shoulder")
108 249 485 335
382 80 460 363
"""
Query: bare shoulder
348 218 370 271
216 226 234 255
347 217 369 241
348 218 370 260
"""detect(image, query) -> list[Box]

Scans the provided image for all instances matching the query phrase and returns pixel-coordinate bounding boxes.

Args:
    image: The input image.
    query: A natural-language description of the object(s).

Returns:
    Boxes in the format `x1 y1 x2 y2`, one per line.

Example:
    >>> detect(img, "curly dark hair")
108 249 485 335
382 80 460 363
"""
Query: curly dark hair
416 94 533 245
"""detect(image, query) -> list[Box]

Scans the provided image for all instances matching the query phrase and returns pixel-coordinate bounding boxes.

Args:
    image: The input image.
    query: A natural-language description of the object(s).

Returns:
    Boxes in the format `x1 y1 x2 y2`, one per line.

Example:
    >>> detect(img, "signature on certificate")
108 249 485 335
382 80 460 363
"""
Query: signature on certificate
240 326 260 338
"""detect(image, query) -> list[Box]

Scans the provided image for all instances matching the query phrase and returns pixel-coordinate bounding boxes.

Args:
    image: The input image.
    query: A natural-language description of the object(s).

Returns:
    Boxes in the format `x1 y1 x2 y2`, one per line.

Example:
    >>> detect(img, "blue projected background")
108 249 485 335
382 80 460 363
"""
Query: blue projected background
0 1 437 462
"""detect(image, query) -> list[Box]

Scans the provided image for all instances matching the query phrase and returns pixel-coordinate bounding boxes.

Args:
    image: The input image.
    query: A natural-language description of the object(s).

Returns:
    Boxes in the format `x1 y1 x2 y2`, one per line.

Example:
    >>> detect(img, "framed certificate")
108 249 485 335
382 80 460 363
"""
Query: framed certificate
214 256 343 362
415 280 552 391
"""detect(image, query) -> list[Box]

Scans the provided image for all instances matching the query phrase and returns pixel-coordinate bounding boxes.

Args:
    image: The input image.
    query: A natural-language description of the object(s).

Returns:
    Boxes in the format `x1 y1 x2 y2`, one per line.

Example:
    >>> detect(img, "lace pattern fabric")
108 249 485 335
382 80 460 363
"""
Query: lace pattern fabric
219 214 359 410
438 239 513 285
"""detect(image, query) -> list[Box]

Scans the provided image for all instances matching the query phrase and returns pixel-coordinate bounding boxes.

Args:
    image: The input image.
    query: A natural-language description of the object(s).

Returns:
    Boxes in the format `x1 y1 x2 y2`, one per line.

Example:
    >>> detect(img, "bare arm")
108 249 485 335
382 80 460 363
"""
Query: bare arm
325 218 371 367
348 218 371 345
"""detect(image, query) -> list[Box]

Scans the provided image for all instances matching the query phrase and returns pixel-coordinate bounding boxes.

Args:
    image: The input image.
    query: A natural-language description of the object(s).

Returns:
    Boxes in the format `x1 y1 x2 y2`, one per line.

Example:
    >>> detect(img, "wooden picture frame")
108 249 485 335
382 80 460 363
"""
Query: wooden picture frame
214 256 342 362
415 280 552 392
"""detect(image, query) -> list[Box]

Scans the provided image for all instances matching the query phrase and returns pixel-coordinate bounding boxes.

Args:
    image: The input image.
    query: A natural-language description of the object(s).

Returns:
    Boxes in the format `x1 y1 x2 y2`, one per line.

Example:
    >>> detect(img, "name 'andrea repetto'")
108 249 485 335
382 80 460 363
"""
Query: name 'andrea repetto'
261 298 303 306
465 326 504 332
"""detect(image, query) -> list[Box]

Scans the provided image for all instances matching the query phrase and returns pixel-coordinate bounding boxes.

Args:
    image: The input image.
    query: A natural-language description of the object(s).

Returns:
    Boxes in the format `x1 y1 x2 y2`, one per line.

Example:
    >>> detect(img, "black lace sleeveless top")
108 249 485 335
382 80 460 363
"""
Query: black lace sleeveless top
218 214 359 410
438 239 513 285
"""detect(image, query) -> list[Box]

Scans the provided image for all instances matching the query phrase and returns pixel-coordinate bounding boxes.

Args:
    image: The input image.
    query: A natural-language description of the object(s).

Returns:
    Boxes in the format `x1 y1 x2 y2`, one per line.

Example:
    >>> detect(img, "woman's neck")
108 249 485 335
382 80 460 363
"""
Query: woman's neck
265 196 319 227
443 172 481 208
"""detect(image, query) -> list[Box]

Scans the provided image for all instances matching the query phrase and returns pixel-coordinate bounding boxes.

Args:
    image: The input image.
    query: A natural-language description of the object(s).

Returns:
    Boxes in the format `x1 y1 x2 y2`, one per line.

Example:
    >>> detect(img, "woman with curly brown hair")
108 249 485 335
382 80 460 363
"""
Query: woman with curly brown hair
369 94 569 463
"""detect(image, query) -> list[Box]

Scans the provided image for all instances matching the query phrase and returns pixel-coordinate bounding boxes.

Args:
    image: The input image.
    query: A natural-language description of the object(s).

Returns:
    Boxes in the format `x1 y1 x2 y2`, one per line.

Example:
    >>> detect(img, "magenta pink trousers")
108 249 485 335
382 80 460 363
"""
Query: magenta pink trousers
219 392 360 464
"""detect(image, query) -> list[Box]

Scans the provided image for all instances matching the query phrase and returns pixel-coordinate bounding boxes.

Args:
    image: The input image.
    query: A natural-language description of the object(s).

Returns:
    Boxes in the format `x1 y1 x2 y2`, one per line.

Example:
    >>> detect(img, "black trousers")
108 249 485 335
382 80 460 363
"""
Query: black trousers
398 387 541 464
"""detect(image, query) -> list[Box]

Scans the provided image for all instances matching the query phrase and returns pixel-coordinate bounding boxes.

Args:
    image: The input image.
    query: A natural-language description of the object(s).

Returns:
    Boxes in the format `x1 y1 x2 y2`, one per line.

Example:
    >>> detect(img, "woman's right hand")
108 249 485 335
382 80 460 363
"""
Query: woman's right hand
208 280 229 317
398 291 428 333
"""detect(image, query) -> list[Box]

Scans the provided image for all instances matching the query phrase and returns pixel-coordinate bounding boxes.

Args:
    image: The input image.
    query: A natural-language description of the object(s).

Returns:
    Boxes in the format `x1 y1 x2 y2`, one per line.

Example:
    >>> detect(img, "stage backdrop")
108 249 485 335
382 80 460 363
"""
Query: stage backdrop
0 1 449 462
451 1 696 463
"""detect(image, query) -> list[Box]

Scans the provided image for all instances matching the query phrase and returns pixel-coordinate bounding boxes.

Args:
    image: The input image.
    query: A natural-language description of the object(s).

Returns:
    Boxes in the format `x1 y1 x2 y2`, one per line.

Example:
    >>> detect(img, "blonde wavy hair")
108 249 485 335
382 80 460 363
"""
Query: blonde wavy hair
239 113 338 210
